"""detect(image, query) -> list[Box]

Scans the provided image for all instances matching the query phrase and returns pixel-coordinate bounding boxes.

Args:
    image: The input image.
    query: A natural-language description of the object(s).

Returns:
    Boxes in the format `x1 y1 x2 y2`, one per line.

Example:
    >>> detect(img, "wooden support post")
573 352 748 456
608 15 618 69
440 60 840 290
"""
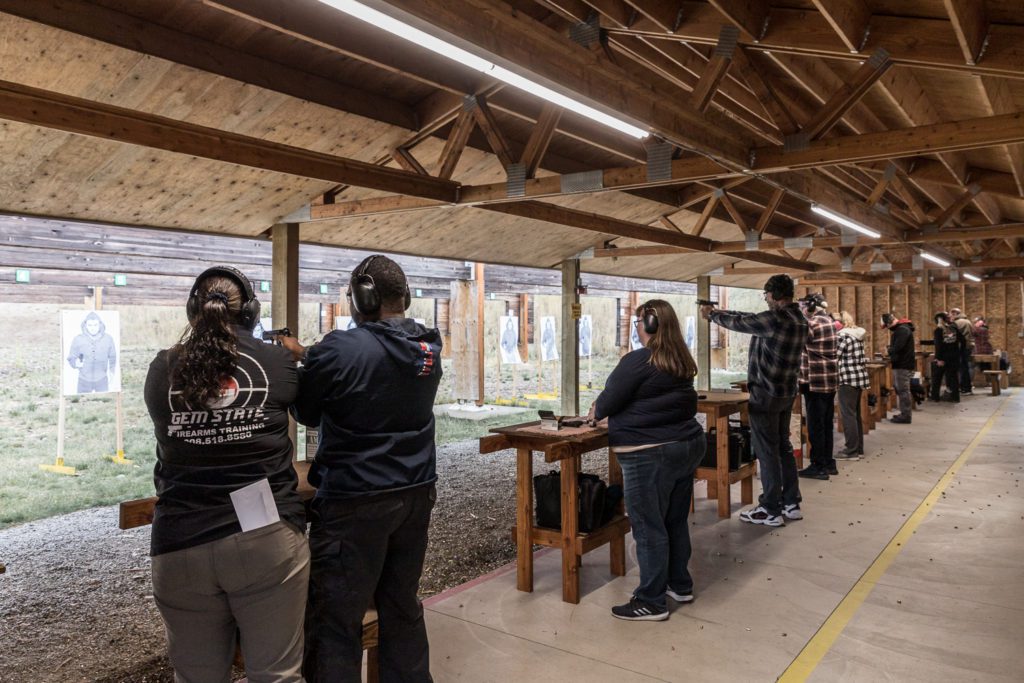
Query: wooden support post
518 293 530 362
697 276 712 391
475 263 486 406
272 223 300 457
515 446 534 592
561 259 580 417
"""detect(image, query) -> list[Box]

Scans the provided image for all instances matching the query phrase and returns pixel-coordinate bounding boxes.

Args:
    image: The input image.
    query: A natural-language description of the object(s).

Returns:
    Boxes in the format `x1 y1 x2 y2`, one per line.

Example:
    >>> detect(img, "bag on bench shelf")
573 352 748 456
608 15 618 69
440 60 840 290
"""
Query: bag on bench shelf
533 471 621 532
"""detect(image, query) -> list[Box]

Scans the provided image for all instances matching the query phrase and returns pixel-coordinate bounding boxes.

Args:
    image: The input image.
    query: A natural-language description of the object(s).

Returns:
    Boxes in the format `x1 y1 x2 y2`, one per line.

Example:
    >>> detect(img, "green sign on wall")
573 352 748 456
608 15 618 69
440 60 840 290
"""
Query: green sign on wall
260 281 271 292
113 274 128 286
14 269 30 283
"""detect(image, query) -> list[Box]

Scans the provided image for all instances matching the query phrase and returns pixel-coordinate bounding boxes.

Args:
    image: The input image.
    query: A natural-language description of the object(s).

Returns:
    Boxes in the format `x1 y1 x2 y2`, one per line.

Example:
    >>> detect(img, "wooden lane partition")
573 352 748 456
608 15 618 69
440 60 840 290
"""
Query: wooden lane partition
696 391 754 519
972 353 1003 388
480 422 629 605
865 363 889 422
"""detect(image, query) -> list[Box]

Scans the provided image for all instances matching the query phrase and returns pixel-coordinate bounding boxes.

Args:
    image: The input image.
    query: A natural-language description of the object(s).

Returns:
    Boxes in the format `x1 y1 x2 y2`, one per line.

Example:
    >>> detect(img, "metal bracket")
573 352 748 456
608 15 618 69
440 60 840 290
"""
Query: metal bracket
783 133 809 153
869 262 893 272
841 257 853 272
569 14 601 49
506 163 526 198
745 230 760 251
714 25 740 58
893 272 903 283
912 255 923 270
784 237 813 249
561 170 603 193
841 228 858 246
645 140 674 182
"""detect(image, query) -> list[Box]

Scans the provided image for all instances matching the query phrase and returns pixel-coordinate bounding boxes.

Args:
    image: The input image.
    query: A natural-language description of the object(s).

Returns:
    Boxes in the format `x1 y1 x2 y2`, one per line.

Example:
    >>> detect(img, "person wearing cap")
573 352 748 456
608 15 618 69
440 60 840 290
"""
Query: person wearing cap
796 293 839 481
881 312 916 423
701 274 808 528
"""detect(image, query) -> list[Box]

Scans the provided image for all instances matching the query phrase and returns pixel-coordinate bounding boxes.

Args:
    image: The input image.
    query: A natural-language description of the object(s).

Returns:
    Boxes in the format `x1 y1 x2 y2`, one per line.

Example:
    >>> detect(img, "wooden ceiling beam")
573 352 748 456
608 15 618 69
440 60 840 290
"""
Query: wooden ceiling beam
823 256 1024 274
706 0 770 42
691 192 722 237
379 0 751 165
942 0 989 66
979 77 1024 198
730 48 801 136
931 185 982 228
0 78 459 202
755 187 786 236
0 0 419 130
865 163 896 207
519 104 563 179
435 108 477 180
752 112 1024 171
470 96 515 169
801 49 892 140
622 0 680 32
690 26 740 113
810 0 872 54
602 6 1024 79
710 224 1024 252
717 191 749 232
390 147 429 176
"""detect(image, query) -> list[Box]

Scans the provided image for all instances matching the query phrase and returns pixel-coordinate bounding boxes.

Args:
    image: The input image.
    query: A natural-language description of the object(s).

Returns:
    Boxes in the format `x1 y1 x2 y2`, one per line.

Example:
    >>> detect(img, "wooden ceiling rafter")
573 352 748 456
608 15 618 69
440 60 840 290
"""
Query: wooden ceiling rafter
811 0 872 53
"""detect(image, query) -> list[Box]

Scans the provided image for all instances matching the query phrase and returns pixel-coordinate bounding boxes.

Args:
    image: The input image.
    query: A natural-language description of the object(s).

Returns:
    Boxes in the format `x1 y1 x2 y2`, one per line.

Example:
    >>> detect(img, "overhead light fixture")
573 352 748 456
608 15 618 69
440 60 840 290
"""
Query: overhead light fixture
921 252 951 267
963 273 982 282
810 205 881 238
315 0 649 139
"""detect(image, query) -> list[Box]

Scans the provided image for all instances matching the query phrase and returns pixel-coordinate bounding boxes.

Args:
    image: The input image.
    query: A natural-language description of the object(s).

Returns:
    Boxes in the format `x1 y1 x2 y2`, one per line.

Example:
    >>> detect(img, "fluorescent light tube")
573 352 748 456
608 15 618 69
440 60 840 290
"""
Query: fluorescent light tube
316 0 649 139
963 273 981 282
921 252 951 267
810 205 881 238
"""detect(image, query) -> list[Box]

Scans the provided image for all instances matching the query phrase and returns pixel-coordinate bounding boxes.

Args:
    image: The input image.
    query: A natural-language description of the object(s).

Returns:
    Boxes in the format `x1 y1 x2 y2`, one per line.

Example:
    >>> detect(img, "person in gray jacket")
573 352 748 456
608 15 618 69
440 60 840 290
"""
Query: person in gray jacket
67 311 117 393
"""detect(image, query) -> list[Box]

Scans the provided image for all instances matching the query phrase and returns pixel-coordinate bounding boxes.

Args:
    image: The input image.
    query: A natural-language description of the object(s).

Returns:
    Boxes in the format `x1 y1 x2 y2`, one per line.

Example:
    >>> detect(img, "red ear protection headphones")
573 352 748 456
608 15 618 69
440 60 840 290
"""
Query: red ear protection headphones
641 305 659 334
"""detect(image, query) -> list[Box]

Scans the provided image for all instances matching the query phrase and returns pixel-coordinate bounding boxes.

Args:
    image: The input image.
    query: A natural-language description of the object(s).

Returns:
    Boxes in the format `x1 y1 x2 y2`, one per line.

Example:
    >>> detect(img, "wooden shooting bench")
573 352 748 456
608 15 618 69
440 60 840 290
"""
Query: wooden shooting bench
983 370 1008 396
479 421 629 605
865 363 890 421
118 460 380 682
696 391 754 518
732 381 808 466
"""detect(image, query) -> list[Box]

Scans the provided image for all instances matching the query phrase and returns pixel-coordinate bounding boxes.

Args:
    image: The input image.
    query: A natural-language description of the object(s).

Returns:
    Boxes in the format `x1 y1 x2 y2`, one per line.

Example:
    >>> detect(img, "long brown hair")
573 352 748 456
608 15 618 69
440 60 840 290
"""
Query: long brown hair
637 299 697 379
173 275 242 408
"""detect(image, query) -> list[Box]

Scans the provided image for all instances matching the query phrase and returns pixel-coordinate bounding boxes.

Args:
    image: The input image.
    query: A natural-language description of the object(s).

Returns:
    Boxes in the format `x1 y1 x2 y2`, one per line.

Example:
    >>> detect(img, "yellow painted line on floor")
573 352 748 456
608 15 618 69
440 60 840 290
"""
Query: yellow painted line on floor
779 396 1012 682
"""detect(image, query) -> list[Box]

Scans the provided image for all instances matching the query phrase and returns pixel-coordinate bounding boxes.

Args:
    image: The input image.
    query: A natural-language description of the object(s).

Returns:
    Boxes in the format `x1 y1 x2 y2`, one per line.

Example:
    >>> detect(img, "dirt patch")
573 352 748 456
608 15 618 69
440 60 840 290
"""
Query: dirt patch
0 438 611 682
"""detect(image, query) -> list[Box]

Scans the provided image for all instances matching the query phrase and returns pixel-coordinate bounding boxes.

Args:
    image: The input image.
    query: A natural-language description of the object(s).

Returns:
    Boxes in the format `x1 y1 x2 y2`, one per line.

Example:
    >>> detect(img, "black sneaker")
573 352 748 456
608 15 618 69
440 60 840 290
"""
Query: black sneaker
611 598 669 621
826 464 839 475
835 451 860 461
962 389 973 395
798 465 829 480
890 415 911 424
666 588 694 603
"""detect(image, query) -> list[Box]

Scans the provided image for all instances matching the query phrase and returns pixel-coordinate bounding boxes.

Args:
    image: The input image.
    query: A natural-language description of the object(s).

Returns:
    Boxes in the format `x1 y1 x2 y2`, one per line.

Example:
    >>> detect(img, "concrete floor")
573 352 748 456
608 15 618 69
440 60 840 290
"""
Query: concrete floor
422 392 1024 682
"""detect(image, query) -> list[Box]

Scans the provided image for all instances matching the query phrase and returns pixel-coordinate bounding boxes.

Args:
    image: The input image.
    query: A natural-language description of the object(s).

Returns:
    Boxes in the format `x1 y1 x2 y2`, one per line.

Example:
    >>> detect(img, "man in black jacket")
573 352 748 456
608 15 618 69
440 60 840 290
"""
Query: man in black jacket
283 255 442 683
881 312 915 424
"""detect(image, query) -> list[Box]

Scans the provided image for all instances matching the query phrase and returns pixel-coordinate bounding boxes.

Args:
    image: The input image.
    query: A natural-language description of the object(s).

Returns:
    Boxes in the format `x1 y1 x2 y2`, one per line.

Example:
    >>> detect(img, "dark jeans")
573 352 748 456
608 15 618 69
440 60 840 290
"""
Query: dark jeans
305 484 436 683
837 385 863 454
930 360 960 401
747 394 801 516
959 348 973 391
892 368 913 418
804 390 836 470
617 436 705 608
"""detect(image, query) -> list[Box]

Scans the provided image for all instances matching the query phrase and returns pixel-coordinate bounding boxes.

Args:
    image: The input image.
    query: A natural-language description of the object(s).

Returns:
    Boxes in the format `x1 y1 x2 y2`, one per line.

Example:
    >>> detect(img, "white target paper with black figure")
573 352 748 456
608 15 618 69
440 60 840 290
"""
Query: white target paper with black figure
60 310 121 396
540 316 559 362
578 315 592 357
499 315 522 365
630 317 644 351
334 316 358 331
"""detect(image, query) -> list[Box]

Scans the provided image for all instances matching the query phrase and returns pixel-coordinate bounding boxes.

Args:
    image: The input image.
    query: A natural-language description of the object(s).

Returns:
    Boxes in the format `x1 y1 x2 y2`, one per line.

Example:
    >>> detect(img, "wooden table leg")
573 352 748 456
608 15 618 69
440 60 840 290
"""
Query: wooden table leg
716 414 730 518
607 450 626 577
560 453 581 604
515 446 533 593
860 387 871 434
740 471 753 504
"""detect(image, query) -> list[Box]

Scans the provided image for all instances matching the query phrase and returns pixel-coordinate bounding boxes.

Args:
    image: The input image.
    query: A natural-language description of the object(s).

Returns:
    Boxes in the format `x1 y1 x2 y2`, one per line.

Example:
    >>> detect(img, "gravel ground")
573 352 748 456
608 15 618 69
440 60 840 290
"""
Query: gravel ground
0 439 611 682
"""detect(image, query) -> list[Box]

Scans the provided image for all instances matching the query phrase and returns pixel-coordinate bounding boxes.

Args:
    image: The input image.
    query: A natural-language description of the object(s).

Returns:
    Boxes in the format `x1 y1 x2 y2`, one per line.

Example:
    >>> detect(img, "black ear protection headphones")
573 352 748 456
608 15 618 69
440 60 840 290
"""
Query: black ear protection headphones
186 265 261 330
348 255 411 316
641 304 659 335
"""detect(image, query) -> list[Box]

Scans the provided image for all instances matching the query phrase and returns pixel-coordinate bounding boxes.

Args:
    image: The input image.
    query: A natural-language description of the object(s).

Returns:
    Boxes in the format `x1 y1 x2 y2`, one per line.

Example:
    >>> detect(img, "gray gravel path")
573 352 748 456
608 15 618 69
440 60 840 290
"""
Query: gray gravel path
0 439 611 681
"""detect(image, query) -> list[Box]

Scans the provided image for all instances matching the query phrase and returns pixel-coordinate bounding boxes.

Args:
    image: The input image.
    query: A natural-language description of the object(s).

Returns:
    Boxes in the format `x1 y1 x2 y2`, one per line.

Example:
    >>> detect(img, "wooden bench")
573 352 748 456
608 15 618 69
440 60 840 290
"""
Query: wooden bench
983 370 1006 396
119 463 380 683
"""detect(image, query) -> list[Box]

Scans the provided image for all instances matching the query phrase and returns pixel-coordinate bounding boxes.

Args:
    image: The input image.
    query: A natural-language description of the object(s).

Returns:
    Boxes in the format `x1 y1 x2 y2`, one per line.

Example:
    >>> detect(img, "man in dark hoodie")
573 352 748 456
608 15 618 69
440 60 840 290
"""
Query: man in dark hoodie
881 312 915 423
67 311 117 393
282 255 442 683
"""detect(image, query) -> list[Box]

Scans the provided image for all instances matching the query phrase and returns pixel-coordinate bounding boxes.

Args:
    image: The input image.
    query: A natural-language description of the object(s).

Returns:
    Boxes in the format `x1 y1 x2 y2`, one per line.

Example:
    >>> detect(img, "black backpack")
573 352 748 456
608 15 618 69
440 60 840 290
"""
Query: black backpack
533 471 622 532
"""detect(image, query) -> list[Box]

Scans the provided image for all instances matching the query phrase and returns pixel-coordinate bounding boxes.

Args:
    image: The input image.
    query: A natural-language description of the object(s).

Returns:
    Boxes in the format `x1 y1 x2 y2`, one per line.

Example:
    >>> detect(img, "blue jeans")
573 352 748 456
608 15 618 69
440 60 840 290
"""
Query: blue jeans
747 394 801 516
617 436 705 608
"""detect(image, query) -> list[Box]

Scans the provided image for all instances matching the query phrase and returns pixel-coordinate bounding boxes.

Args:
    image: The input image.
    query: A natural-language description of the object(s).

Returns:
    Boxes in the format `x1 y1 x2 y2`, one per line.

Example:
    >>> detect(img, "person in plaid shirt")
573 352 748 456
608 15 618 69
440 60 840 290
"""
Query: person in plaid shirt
701 274 808 527
796 293 839 481
835 311 869 460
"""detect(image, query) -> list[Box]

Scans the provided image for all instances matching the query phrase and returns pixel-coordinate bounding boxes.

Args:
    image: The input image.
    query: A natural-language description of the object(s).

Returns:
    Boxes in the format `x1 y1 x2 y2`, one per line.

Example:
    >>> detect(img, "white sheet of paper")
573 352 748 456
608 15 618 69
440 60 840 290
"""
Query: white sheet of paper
229 478 281 532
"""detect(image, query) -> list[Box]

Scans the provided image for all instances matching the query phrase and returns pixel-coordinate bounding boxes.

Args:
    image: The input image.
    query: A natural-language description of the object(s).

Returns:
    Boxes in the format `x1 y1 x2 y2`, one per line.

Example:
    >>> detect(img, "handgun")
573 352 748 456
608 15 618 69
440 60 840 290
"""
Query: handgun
696 299 719 307
261 327 290 340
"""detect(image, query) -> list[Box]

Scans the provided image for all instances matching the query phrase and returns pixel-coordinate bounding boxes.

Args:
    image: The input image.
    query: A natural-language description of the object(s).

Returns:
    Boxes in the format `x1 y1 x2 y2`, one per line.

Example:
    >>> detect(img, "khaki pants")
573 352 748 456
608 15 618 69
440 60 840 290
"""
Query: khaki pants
152 521 310 683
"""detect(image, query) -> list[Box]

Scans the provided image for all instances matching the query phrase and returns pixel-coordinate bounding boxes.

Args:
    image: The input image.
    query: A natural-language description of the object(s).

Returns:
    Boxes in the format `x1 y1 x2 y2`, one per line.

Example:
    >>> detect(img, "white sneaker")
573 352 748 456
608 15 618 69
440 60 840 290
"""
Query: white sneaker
782 504 803 520
666 588 694 603
738 506 784 527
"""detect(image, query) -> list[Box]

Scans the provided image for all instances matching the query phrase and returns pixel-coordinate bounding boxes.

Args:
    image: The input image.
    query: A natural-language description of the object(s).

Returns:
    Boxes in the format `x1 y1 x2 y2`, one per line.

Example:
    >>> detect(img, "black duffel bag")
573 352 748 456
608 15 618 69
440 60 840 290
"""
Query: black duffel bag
534 471 621 532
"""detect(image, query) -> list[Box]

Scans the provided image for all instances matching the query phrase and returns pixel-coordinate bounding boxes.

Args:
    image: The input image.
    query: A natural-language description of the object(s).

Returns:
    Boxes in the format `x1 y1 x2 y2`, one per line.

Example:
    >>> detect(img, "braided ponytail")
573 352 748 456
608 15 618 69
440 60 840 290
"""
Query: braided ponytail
173 276 242 408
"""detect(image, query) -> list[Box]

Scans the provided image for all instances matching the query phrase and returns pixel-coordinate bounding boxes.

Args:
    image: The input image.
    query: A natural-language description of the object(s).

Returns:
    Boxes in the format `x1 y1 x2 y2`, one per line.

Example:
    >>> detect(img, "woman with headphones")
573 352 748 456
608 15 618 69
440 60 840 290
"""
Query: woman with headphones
587 300 705 621
143 266 309 682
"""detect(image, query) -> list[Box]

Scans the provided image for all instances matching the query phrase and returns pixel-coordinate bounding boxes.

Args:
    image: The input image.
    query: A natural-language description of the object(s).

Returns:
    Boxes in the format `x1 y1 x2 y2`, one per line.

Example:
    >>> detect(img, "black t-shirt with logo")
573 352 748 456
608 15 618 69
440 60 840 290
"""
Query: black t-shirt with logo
144 327 304 556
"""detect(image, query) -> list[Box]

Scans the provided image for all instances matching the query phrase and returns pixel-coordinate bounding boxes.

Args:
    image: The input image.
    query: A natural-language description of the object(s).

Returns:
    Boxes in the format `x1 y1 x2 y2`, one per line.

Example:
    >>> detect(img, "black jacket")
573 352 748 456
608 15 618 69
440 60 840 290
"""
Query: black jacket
886 321 916 370
934 323 965 363
144 328 304 556
594 348 703 448
294 318 443 498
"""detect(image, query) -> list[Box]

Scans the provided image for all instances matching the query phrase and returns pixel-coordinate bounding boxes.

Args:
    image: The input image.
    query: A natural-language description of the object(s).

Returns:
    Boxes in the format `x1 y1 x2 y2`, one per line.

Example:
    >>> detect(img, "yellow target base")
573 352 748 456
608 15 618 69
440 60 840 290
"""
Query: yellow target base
40 457 77 476
524 392 559 401
106 450 133 465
